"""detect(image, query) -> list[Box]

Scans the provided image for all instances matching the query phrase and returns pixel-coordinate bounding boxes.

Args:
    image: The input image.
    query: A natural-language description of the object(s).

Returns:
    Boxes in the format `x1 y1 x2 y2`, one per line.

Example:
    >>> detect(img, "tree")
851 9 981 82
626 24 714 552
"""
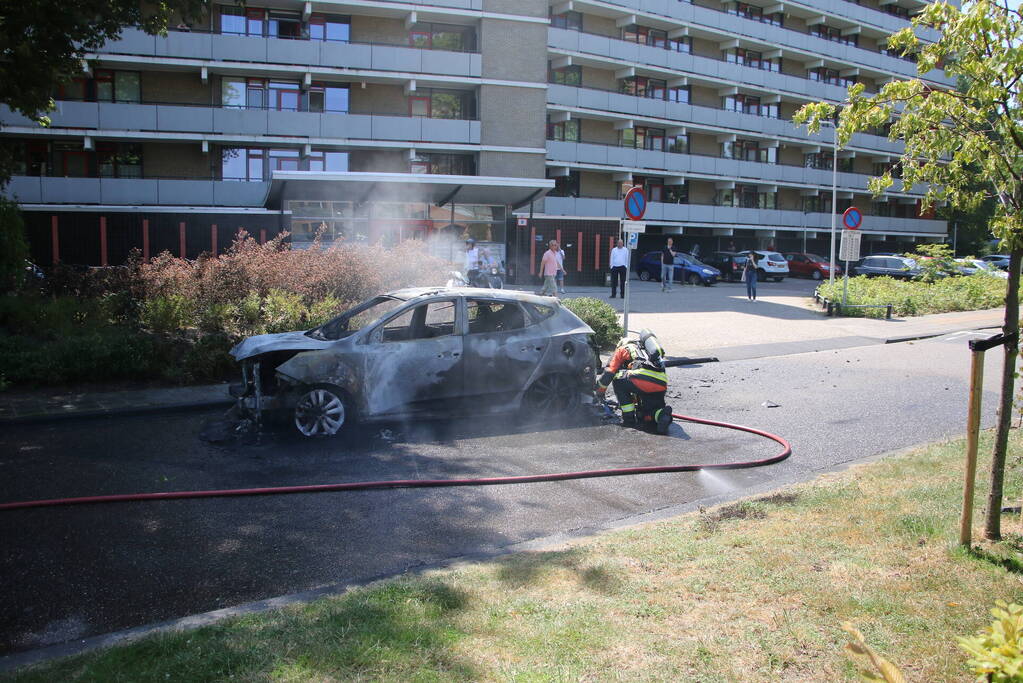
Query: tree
0 198 29 292
795 0 1023 539
0 0 207 186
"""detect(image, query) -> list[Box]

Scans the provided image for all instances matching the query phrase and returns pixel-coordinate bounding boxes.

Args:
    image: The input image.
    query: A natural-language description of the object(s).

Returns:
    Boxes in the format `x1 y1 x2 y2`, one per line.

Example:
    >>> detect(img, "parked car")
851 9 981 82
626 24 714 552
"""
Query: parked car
956 258 1009 279
981 254 1011 270
736 250 789 282
229 288 597 437
703 251 747 282
851 255 922 279
782 252 842 280
634 251 720 286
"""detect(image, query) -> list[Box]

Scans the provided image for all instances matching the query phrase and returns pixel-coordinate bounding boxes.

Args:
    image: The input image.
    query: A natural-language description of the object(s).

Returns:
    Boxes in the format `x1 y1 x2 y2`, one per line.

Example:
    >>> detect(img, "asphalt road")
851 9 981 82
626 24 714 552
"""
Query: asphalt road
0 331 1006 655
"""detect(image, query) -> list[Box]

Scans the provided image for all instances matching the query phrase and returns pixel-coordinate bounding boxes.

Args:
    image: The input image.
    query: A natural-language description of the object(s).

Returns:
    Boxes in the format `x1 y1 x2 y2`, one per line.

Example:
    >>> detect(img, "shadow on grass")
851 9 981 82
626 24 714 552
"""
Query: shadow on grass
493 548 625 595
960 540 1023 576
12 578 480 683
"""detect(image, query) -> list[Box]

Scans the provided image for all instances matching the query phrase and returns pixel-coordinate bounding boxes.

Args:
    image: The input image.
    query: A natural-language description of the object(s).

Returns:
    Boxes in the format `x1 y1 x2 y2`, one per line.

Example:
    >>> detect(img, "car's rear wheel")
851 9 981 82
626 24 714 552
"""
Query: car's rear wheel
638 270 651 281
687 273 701 285
521 373 579 418
811 270 822 280
293 384 351 437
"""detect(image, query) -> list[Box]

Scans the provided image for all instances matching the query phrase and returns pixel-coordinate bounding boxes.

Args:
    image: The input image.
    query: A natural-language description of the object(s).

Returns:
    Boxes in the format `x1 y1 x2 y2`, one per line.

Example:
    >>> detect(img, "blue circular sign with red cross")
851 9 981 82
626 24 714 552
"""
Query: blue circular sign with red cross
842 206 863 230
624 187 647 220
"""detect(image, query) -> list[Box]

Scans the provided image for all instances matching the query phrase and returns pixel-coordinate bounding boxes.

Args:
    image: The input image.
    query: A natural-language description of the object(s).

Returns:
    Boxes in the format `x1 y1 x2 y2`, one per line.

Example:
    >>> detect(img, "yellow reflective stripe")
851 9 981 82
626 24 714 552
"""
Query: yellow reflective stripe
632 369 667 382
620 403 636 412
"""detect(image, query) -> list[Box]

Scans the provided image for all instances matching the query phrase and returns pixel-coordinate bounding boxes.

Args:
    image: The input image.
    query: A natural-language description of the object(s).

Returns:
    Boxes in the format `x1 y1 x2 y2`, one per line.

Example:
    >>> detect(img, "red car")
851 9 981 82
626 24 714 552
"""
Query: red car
783 252 842 280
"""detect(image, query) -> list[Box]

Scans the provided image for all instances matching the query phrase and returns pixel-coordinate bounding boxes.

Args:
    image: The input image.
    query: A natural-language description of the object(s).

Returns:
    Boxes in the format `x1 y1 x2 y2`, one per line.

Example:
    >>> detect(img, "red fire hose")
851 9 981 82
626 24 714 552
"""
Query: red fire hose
0 412 790 512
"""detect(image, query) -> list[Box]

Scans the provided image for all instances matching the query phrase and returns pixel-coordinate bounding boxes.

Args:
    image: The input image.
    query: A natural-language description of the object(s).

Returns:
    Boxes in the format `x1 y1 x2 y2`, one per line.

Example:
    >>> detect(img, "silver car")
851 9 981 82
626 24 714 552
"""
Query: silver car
230 287 597 436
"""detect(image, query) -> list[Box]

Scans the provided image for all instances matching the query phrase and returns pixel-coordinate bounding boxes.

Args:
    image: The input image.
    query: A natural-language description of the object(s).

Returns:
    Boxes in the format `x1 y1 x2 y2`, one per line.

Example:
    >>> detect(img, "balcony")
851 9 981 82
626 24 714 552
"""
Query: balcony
3 176 270 207
541 196 946 234
0 102 481 145
573 0 942 68
93 28 482 78
545 84 906 157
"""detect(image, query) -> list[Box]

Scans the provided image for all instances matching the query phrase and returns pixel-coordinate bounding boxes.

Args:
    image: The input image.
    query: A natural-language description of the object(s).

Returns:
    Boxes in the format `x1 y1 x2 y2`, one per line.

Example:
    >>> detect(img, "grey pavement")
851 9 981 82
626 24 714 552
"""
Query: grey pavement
0 277 1004 425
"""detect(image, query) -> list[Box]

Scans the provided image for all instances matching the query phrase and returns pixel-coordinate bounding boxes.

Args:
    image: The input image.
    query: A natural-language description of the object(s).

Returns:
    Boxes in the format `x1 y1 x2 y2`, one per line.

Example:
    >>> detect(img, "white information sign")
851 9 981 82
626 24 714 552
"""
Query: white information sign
839 229 862 262
622 221 646 233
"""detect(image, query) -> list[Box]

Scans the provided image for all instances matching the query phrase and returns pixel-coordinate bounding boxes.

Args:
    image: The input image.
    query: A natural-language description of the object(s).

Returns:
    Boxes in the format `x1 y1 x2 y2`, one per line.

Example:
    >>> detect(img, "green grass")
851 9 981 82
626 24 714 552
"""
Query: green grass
816 274 1010 317
6 433 1023 682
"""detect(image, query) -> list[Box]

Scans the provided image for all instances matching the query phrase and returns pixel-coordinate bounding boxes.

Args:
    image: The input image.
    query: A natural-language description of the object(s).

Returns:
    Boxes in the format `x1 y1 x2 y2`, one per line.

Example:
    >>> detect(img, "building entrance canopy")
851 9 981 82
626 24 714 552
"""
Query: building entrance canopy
266 171 554 211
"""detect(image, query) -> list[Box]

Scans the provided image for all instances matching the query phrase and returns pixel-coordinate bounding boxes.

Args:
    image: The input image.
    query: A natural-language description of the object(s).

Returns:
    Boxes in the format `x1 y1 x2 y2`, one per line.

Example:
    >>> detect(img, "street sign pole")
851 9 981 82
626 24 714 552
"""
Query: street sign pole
623 220 630 335
621 189 647 337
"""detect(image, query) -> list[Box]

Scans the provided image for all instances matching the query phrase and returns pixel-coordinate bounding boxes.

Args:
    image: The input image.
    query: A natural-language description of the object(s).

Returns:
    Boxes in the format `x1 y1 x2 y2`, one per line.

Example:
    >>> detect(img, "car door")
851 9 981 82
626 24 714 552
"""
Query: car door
462 297 544 407
361 298 463 417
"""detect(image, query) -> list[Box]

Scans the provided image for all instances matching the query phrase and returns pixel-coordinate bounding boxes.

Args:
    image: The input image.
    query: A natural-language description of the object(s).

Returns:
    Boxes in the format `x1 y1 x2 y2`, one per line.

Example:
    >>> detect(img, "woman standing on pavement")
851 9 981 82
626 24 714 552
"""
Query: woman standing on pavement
744 252 758 301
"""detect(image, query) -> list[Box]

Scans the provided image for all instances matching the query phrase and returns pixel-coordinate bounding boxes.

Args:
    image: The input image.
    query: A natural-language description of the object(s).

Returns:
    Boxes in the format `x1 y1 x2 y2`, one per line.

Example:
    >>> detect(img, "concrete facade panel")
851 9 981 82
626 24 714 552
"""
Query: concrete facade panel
321 42 373 69
212 35 267 62
101 178 159 204
371 46 423 73
372 115 422 141
268 111 320 137
267 39 321 65
481 19 546 83
155 105 214 133
478 152 545 179
320 114 373 139
214 109 269 136
51 101 100 128
155 32 212 59
99 103 156 131
3 177 42 204
157 180 216 205
479 85 545 148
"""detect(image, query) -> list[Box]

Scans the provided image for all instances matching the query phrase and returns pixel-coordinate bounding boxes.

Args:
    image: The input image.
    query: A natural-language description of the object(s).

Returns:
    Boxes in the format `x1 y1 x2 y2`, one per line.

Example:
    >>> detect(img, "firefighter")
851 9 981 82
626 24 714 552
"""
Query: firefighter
595 329 673 434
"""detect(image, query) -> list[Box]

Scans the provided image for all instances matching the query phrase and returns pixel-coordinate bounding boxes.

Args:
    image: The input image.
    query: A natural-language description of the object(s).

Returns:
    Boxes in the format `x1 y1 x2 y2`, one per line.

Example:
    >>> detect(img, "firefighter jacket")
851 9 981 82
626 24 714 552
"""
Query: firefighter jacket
597 341 668 394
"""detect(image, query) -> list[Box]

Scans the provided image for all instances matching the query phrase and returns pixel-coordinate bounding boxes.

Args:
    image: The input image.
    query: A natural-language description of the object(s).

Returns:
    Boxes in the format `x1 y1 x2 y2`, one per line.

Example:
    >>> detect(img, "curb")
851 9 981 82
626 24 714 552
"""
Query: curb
0 399 233 427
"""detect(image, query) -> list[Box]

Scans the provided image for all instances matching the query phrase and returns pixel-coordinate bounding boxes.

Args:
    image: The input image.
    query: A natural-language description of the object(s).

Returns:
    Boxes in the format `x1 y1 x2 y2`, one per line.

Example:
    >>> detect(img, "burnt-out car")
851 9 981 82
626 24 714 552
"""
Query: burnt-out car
229 287 597 436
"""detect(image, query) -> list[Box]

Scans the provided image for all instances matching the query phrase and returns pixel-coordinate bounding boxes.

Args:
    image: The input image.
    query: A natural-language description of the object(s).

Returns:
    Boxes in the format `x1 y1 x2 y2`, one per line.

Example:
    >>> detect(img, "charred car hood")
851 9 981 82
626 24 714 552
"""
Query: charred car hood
229 331 337 361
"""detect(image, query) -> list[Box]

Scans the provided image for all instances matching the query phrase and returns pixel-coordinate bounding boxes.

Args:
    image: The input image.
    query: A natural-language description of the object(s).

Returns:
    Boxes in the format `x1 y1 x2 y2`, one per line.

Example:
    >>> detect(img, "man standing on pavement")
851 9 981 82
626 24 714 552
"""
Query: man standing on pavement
555 244 567 294
537 240 561 297
464 238 480 284
609 238 629 299
661 238 676 292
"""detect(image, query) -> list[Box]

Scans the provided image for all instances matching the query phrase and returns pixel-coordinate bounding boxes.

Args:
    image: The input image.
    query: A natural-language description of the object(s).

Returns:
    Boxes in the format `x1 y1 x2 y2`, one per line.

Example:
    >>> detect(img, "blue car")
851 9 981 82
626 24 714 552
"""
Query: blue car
634 251 720 286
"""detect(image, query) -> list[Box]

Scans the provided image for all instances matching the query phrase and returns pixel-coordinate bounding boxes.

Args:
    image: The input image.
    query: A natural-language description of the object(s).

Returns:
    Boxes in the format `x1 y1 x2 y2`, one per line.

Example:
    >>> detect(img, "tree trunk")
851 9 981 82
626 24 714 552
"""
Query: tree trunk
984 246 1023 541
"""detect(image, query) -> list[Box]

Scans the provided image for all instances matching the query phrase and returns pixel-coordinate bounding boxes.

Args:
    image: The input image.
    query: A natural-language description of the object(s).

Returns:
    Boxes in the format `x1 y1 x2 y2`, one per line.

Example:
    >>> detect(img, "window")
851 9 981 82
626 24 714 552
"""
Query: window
309 13 350 41
808 67 856 87
670 36 692 53
547 170 580 197
802 195 833 213
669 134 689 154
546 117 580 142
306 150 349 172
380 301 456 342
409 23 475 51
407 89 474 119
219 6 246 34
268 10 302 39
246 78 266 108
622 24 668 48
727 2 784 26
667 85 690 103
308 83 349 113
550 10 582 30
723 93 777 117
97 143 142 178
722 140 776 163
269 81 301 111
410 153 475 175
549 64 582 86
620 126 667 151
811 23 858 46
620 76 667 99
718 185 776 208
56 70 140 102
467 300 527 334
885 4 911 19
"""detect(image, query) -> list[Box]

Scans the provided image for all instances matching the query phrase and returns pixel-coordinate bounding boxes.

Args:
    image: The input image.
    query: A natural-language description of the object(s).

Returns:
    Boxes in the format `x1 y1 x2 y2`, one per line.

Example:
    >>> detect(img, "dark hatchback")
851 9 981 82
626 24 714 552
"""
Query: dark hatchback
851 255 922 279
634 251 720 286
702 252 747 282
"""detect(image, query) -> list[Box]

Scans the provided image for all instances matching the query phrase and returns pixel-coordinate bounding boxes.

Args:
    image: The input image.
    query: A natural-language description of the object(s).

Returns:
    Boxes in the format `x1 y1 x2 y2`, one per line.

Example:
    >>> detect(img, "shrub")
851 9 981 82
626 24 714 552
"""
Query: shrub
0 197 29 293
816 274 1009 318
182 333 237 383
562 297 624 349
959 601 1023 682
139 294 195 334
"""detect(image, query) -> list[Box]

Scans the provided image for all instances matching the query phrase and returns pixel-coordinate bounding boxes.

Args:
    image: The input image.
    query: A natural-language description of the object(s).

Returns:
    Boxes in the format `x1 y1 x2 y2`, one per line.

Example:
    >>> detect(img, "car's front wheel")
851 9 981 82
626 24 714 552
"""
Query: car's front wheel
638 269 651 281
811 270 822 280
687 273 702 286
293 384 352 437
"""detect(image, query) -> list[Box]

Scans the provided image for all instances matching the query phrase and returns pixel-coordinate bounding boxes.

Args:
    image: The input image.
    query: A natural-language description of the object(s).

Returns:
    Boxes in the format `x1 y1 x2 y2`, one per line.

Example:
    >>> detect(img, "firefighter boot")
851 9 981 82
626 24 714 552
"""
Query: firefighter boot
655 406 673 435
620 403 638 428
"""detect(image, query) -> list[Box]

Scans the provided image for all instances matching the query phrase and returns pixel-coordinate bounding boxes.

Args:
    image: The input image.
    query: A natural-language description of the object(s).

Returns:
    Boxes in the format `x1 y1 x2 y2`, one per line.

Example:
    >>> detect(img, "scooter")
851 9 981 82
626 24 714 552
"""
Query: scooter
446 266 504 289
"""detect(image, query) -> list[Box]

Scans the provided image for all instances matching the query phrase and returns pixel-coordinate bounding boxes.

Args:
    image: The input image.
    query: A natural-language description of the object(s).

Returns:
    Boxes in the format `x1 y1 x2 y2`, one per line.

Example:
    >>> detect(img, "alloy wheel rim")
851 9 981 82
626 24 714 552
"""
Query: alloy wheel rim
295 389 346 436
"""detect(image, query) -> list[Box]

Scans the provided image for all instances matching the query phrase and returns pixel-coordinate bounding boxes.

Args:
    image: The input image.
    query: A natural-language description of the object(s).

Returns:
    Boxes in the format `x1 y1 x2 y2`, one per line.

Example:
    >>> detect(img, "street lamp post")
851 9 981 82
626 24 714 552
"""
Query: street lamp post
827 121 839 287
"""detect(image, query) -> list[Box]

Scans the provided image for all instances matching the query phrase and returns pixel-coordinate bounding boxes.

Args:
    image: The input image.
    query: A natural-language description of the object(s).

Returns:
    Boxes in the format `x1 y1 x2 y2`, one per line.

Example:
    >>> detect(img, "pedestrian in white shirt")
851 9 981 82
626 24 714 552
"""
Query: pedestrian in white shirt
555 247 566 293
609 238 630 298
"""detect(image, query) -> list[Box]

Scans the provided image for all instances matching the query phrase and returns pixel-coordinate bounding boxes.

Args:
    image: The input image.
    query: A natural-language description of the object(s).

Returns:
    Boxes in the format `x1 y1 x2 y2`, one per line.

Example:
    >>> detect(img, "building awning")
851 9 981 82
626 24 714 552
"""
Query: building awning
266 171 554 210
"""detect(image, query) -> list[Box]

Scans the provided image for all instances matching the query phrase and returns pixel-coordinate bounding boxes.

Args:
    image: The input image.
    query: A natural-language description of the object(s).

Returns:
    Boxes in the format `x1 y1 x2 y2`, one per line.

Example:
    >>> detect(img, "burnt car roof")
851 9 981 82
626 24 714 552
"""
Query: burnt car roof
387 286 565 306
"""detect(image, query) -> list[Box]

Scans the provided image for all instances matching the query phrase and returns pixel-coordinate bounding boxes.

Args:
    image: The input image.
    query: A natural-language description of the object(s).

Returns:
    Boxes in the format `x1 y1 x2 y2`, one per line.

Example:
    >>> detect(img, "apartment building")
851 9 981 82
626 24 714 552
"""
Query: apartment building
0 0 949 283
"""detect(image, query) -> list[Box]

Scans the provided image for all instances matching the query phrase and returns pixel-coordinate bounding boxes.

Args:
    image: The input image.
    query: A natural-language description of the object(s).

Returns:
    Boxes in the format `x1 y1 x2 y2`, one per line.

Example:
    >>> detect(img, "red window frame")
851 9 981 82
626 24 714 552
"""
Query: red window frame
245 8 265 36
408 95 431 117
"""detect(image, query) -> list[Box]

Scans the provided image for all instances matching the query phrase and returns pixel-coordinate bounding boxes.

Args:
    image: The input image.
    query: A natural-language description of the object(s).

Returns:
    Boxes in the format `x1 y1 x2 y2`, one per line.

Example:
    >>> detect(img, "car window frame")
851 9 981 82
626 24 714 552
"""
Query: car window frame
367 297 461 344
465 298 529 335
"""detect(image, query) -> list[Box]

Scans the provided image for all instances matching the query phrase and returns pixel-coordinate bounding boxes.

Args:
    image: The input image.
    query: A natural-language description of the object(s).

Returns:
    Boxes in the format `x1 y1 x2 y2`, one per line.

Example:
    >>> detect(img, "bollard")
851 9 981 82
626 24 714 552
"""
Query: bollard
886 304 893 320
